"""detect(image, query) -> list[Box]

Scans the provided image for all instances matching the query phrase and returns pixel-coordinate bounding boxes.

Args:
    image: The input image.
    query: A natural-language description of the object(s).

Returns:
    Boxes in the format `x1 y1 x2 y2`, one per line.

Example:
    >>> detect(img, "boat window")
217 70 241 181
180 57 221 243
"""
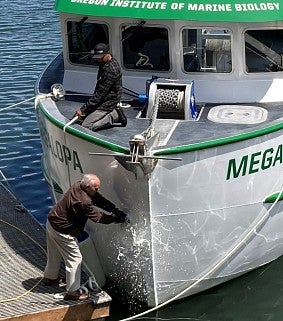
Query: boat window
182 28 232 73
122 25 170 71
245 29 283 73
67 21 109 65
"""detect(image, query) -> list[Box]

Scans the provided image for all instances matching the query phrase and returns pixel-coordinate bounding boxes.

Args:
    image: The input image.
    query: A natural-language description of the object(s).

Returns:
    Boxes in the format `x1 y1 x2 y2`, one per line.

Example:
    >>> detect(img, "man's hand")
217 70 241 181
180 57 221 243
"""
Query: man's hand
70 108 86 124
75 108 84 117
114 210 129 223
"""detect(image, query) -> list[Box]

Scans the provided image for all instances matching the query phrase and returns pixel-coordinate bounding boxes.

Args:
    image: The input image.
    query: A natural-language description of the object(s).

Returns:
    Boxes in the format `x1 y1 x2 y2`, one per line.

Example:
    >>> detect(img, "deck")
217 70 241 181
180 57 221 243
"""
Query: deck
0 182 111 321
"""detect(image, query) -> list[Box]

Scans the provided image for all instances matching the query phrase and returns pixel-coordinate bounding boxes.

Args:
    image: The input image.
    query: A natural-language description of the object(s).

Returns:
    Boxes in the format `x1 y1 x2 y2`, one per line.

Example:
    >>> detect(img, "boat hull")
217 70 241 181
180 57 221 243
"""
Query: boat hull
36 99 283 306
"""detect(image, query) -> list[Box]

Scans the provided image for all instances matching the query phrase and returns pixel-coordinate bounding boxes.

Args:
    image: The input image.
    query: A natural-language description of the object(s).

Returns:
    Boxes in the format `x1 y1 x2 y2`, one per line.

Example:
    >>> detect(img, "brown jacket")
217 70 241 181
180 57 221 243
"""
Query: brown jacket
48 181 121 237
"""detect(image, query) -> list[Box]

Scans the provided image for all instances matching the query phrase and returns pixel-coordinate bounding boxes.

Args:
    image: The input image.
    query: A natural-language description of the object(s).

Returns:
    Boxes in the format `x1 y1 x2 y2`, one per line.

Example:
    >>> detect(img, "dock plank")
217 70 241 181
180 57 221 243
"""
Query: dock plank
2 302 110 321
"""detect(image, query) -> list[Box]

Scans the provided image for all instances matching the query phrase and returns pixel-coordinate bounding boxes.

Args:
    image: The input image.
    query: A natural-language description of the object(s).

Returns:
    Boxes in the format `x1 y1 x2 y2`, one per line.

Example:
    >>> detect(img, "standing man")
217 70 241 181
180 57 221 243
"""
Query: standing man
75 43 126 131
43 173 128 301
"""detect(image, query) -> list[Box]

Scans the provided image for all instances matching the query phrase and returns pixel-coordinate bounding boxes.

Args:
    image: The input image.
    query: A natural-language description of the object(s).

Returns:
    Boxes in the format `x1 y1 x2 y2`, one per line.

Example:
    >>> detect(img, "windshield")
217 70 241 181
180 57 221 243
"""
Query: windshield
67 20 109 65
245 29 283 72
122 25 170 72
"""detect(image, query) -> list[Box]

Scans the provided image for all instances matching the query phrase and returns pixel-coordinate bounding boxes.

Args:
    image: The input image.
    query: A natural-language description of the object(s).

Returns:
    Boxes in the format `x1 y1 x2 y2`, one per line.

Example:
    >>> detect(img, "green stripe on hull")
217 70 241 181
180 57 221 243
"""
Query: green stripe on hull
154 122 283 156
37 99 283 156
264 192 283 203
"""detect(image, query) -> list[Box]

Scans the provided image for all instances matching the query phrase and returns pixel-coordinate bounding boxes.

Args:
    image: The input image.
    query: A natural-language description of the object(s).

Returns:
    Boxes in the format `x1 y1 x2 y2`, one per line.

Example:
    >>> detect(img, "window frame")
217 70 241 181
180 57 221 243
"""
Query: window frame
244 27 283 74
120 23 171 72
66 19 110 67
181 26 233 74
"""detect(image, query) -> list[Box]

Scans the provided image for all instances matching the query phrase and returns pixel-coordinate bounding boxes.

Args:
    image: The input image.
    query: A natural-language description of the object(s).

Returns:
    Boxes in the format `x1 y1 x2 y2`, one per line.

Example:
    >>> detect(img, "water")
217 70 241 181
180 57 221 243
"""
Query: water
0 0 61 223
1 1 283 320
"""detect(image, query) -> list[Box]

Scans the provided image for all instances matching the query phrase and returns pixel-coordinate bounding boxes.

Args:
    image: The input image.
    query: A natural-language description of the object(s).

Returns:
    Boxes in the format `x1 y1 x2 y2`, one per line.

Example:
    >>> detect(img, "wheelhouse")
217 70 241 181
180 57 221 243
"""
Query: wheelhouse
60 16 283 104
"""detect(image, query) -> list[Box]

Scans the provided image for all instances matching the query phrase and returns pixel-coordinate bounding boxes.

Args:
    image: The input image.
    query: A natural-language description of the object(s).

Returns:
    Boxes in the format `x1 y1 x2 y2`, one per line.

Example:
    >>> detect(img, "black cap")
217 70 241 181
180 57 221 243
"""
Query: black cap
92 43 110 59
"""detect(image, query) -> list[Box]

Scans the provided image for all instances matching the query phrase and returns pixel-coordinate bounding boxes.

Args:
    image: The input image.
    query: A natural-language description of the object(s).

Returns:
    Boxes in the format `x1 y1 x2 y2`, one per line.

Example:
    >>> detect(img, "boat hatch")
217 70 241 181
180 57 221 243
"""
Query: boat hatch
207 105 268 124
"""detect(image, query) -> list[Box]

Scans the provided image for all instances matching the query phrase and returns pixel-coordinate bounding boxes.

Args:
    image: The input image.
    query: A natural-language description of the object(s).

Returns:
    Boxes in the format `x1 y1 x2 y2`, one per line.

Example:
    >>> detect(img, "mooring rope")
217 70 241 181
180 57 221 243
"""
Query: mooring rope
0 169 17 199
0 96 37 113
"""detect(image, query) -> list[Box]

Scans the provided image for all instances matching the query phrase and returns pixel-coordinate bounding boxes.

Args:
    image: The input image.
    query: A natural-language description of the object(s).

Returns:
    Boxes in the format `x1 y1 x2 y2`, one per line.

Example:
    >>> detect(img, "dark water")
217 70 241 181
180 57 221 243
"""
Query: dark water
1 1 283 320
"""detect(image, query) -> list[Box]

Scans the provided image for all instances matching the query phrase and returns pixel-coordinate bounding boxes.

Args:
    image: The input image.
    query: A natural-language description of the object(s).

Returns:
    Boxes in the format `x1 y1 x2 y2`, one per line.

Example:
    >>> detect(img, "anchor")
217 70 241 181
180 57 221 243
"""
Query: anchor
88 133 181 178
124 133 158 178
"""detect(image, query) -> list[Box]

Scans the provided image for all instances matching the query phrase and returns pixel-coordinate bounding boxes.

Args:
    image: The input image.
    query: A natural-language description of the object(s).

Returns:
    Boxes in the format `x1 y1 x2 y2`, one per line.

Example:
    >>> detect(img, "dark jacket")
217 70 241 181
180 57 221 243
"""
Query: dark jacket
81 57 122 115
48 181 124 237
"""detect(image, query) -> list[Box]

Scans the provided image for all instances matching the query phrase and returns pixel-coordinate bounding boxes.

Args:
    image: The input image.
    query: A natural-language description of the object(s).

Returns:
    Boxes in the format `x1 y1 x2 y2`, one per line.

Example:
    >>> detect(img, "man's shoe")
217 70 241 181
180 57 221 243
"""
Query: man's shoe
64 290 89 301
43 277 66 286
114 107 127 127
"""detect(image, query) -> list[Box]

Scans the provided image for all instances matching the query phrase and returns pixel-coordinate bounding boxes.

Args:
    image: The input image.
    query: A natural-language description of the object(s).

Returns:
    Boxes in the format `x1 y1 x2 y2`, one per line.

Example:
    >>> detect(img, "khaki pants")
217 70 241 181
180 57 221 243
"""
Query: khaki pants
44 220 82 292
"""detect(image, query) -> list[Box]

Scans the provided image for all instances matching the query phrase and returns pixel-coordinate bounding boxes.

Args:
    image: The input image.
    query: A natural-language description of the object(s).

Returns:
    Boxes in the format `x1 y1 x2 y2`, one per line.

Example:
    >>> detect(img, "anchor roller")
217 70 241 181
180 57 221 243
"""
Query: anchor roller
129 134 146 162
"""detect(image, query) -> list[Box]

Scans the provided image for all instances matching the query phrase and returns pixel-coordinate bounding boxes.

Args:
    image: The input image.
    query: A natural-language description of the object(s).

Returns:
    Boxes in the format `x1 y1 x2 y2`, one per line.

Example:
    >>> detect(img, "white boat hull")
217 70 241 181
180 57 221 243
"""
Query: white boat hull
36 100 283 306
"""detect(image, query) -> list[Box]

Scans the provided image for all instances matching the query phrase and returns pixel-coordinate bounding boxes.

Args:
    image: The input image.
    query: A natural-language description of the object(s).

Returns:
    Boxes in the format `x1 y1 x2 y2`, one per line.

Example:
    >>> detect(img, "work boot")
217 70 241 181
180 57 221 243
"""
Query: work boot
43 277 66 286
115 106 127 127
64 290 89 301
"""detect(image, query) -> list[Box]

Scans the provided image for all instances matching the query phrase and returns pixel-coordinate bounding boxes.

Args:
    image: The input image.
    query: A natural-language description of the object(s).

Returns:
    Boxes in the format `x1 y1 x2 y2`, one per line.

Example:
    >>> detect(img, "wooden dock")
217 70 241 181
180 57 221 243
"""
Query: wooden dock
0 182 111 321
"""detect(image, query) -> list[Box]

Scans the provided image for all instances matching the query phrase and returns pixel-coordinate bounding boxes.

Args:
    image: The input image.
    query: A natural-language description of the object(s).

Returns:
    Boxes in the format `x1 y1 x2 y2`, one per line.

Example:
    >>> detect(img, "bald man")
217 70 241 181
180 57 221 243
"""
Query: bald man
43 174 127 301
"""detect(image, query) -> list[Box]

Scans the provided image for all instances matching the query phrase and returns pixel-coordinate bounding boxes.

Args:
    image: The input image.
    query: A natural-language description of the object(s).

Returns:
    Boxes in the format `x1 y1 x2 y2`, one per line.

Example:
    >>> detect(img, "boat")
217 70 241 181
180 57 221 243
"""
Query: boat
35 0 283 307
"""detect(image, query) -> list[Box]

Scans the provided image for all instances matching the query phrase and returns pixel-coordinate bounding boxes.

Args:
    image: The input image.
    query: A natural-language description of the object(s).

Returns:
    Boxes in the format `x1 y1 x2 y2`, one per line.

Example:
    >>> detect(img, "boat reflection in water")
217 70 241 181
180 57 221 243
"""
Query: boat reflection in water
35 0 283 308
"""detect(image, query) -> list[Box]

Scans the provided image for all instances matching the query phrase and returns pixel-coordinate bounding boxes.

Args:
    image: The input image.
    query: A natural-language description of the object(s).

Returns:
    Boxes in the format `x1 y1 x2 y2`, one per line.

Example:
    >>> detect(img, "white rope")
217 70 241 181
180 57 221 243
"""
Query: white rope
0 169 8 182
119 181 283 321
0 170 18 201
62 116 78 188
33 94 58 203
149 90 159 129
0 96 37 113
34 94 53 110
63 116 78 132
